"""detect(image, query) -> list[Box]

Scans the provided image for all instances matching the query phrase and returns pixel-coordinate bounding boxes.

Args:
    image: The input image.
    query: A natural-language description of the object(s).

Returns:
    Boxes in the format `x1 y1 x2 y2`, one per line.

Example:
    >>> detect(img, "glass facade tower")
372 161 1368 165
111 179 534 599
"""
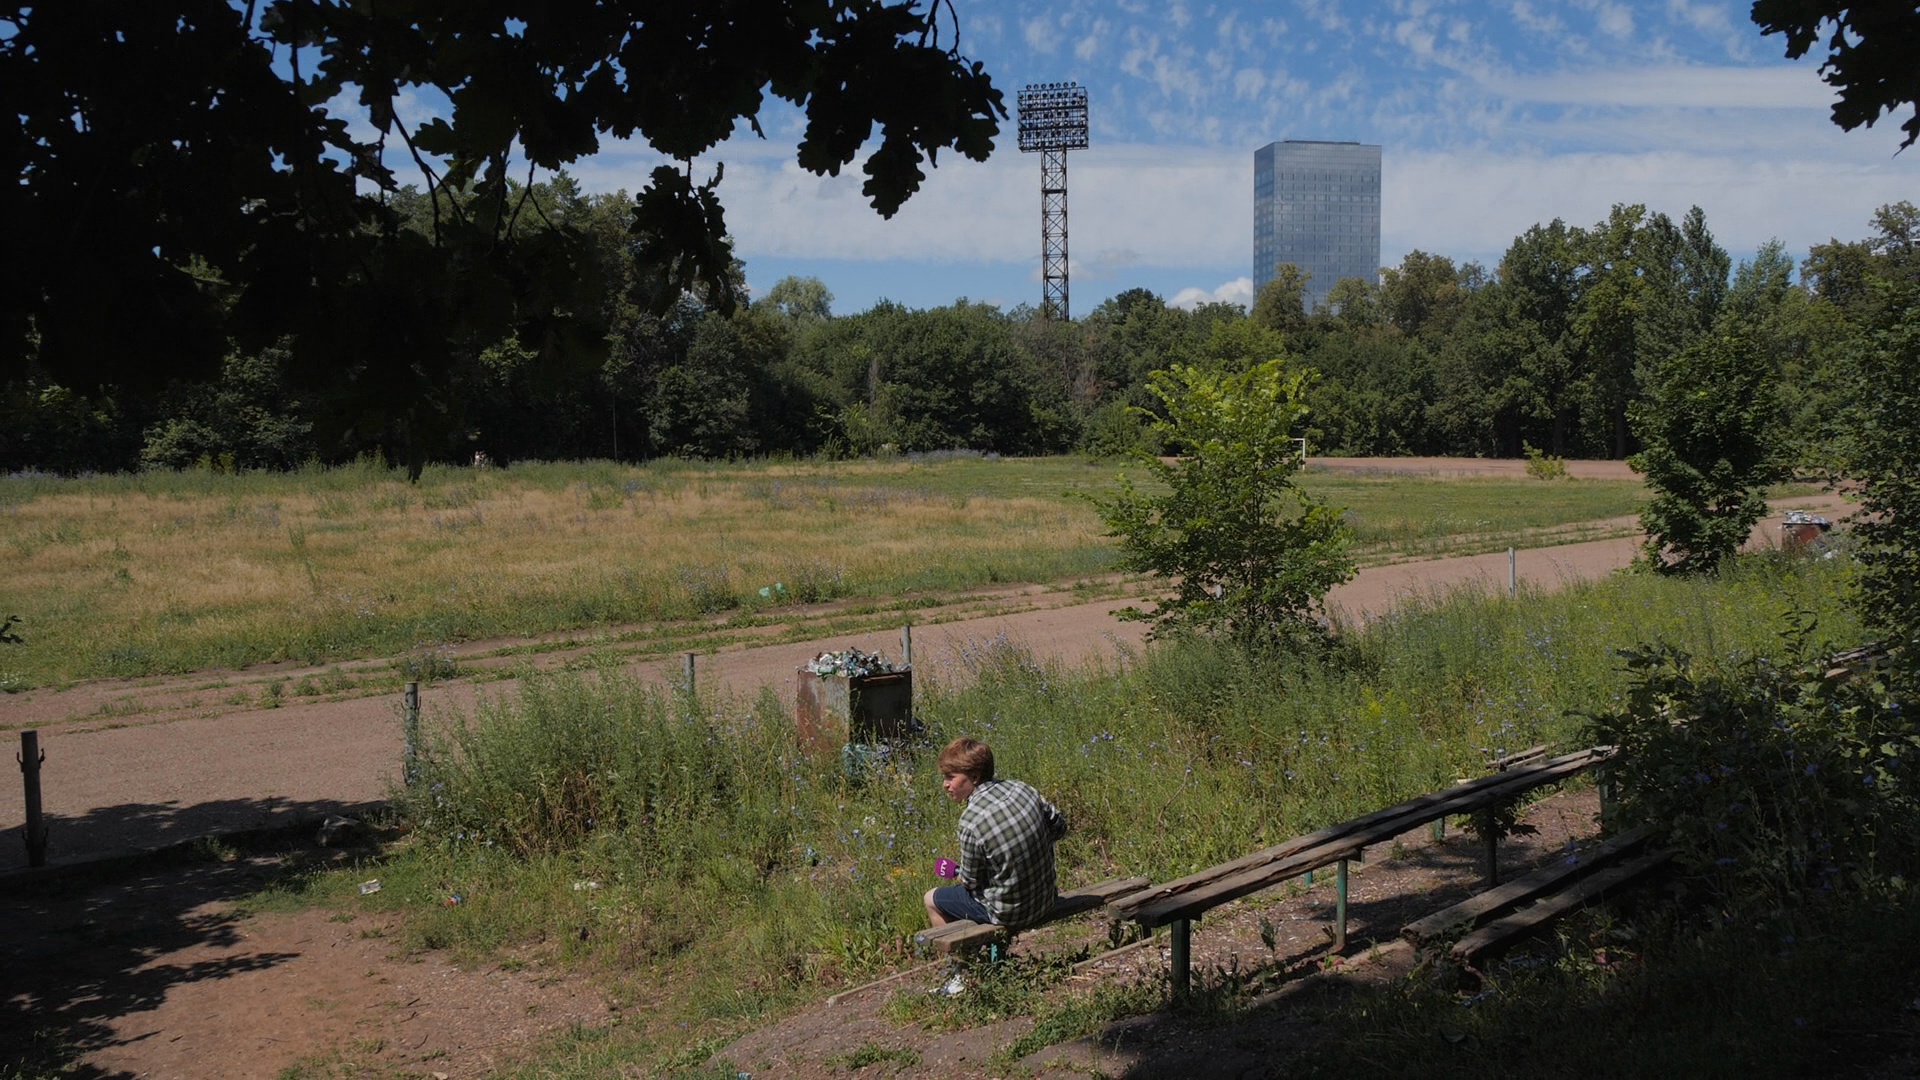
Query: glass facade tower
1253 140 1382 314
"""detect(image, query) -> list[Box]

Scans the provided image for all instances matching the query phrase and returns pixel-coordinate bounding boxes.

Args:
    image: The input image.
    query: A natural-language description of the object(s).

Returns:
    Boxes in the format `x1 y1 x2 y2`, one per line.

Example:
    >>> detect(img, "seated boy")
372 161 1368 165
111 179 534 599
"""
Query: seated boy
923 737 1068 930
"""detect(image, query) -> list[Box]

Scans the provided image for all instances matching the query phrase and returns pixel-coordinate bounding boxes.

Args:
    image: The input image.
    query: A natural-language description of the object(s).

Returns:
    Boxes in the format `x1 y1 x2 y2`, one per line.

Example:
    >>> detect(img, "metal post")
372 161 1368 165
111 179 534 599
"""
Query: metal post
1431 817 1447 841
19 731 46 867
403 682 420 786
683 652 696 694
1598 764 1615 833
901 625 913 668
1334 859 1349 952
1509 547 1517 597
1170 919 1191 999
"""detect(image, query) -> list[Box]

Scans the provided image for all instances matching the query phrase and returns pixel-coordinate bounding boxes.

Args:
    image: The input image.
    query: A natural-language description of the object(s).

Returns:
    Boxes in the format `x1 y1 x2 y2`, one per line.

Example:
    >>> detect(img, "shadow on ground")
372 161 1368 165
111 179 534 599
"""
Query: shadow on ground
0 798 386 1078
3 794 388 874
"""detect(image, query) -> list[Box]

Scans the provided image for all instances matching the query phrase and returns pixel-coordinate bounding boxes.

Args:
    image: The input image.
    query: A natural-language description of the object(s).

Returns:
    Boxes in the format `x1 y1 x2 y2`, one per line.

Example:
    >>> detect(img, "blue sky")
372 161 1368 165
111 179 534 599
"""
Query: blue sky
378 1 1916 316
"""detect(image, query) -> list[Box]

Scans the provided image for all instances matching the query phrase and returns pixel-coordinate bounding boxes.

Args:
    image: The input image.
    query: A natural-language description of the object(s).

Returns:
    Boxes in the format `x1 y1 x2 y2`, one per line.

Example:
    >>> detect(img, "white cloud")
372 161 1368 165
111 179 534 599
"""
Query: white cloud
1581 0 1636 39
1484 65 1831 109
1394 17 1438 62
1171 278 1253 309
1508 0 1564 37
1384 146 1916 271
1024 17 1056 53
1295 0 1350 34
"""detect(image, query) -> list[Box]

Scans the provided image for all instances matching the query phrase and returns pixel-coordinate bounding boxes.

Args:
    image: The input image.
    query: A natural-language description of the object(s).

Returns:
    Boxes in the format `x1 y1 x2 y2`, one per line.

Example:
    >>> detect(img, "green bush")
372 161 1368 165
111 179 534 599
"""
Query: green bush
1586 630 1920 914
1094 356 1355 650
1521 441 1568 480
1627 328 1786 574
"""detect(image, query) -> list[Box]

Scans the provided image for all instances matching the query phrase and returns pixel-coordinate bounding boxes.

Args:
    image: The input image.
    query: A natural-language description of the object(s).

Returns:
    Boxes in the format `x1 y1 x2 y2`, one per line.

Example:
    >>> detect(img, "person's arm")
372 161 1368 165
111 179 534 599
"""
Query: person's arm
1042 795 1067 842
957 816 988 893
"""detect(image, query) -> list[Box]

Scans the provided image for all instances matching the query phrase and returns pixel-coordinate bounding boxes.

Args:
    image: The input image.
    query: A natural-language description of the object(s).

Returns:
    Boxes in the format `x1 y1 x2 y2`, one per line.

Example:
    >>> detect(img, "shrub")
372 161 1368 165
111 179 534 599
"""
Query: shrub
1093 356 1355 650
1627 329 1786 575
1522 441 1568 480
1585 631 1920 916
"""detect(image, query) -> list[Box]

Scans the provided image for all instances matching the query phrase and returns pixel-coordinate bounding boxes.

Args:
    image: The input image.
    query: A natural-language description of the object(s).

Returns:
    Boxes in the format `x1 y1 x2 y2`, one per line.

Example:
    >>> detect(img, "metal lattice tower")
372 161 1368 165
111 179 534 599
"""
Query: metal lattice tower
1017 83 1088 321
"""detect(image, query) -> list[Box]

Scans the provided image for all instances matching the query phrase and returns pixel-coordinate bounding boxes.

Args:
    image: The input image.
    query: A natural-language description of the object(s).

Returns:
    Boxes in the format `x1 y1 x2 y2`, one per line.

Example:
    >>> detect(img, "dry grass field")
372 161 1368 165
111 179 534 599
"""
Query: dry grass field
0 454 1656 688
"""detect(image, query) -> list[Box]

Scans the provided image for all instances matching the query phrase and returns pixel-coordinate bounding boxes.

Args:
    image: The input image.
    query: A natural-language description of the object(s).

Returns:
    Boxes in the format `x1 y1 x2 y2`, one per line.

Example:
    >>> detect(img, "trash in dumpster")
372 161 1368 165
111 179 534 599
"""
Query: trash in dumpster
1783 509 1832 529
796 647 916 762
803 647 905 678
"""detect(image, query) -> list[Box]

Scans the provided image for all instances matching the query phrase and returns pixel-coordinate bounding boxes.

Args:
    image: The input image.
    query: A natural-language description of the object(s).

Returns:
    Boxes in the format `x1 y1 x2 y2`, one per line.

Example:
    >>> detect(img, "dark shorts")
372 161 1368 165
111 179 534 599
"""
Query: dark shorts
929 885 994 924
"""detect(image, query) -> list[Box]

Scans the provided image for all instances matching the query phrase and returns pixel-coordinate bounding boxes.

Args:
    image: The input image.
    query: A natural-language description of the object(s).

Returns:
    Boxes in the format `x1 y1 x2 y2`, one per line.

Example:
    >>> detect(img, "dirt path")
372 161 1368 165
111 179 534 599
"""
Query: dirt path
0 491 1849 874
0 468 1853 1079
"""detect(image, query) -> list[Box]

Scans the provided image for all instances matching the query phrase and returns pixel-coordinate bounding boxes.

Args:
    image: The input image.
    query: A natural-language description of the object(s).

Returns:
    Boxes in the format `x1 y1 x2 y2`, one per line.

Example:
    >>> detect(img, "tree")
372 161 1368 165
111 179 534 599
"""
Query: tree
1427 221 1582 457
1726 239 1852 472
141 344 316 471
1752 1 1920 149
1093 350 1355 649
1571 204 1654 459
1323 277 1381 329
1628 327 1786 575
2 1 1004 468
1845 209 1920 675
756 276 836 323
1251 266 1312 335
1379 250 1470 338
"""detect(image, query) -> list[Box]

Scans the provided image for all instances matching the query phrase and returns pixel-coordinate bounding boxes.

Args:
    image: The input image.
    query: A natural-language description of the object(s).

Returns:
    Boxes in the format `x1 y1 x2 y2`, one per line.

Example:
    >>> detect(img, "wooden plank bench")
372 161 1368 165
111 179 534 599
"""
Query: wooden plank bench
1429 743 1553 839
1401 826 1652 947
1104 746 1615 995
1448 848 1672 961
913 876 1151 956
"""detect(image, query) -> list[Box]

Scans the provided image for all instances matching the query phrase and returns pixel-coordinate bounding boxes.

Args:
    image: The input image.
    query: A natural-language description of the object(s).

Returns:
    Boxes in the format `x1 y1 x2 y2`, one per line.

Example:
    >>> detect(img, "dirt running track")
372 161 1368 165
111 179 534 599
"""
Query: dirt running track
1 493 1851 873
0 461 1855 1079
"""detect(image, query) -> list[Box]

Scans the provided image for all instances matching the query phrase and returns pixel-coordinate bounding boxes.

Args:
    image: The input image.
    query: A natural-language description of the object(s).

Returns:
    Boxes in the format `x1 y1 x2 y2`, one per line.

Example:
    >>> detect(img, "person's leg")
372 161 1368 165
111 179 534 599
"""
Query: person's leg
926 885 992 926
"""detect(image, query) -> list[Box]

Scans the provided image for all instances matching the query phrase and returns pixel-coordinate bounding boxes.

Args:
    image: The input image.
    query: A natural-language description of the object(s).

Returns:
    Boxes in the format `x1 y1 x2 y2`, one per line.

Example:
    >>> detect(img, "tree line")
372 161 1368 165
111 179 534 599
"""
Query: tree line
4 185 1912 476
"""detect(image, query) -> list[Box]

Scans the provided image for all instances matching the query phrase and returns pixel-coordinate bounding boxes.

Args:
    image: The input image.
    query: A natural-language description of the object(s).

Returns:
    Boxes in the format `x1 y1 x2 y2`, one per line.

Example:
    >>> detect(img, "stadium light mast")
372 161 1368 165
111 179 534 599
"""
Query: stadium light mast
1017 82 1089 321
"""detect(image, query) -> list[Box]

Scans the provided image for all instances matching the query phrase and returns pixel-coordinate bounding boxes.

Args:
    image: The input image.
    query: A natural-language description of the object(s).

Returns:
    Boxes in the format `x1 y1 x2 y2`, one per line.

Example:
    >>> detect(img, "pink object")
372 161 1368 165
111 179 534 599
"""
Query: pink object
935 858 958 879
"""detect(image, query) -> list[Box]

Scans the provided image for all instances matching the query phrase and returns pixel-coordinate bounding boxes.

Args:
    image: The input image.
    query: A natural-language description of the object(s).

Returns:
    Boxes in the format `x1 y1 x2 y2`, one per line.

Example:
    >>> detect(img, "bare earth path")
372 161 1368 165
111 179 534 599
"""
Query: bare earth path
0 480 1849 874
0 462 1853 1078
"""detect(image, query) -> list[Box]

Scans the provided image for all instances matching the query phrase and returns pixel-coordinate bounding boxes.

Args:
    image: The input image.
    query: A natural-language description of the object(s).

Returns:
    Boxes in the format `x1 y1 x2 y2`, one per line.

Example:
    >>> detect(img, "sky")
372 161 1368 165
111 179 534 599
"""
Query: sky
411 1 1916 316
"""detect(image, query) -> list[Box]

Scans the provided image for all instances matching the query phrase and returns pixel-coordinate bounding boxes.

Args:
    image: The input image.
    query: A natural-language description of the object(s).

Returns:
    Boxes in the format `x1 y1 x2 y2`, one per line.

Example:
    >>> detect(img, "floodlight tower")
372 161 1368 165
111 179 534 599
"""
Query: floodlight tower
1017 82 1089 321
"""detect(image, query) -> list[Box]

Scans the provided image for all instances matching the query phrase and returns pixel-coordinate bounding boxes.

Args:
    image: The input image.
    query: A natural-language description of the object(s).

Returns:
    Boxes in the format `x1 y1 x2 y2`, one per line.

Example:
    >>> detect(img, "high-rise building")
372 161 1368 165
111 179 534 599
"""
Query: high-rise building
1253 140 1381 314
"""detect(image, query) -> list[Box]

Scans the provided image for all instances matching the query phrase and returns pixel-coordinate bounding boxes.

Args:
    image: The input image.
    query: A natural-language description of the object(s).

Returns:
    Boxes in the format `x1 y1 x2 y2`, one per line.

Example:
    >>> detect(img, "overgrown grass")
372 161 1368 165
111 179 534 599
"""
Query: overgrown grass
0 456 1660 688
254 553 1857 1073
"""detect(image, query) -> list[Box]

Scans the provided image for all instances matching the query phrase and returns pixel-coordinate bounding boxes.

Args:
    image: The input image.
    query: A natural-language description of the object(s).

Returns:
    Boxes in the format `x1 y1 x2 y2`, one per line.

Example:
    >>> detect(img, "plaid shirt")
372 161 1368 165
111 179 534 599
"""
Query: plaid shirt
957 779 1067 928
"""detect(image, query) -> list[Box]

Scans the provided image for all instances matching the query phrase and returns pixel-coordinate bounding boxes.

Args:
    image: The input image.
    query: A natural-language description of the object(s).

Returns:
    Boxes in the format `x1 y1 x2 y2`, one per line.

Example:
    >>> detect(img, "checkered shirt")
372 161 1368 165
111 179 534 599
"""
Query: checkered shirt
957 778 1068 928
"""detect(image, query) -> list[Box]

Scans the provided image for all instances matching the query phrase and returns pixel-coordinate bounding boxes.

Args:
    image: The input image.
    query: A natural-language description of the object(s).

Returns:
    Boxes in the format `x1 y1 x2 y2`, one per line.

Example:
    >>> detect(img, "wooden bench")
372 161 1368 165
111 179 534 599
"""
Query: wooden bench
1104 746 1615 995
1402 826 1670 957
913 876 1151 956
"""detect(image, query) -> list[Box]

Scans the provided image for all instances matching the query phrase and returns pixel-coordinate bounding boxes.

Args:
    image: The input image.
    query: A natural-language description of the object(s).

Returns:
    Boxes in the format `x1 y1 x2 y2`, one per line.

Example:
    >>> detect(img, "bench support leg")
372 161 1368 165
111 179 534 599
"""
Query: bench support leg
1334 858 1349 952
1431 817 1446 841
1170 919 1191 999
1480 810 1499 887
